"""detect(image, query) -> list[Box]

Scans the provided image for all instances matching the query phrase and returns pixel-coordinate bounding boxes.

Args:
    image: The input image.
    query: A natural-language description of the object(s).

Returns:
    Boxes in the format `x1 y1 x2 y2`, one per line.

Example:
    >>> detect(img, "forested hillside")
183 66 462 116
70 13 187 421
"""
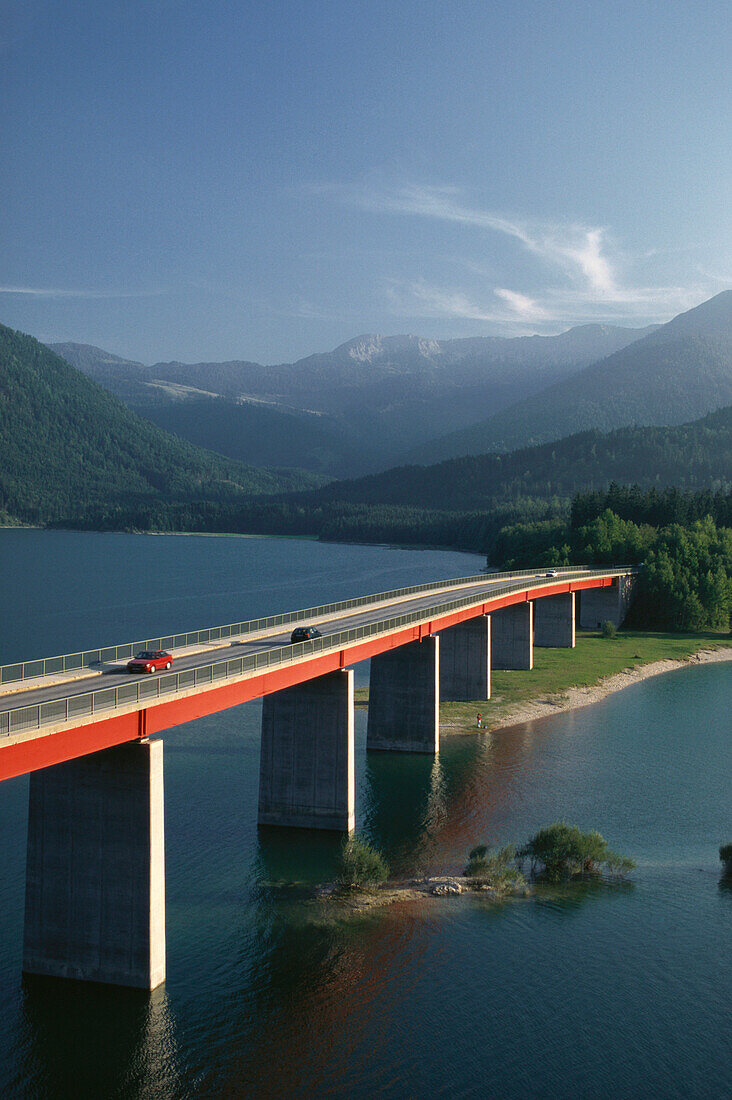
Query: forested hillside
495 488 732 633
121 396 375 477
0 325 323 526
60 408 732 554
300 405 732 511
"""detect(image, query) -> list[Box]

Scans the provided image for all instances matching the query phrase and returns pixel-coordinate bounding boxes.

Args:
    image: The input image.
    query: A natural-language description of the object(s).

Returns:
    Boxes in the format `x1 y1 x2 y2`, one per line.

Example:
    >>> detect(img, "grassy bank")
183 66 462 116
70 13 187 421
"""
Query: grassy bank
354 629 730 730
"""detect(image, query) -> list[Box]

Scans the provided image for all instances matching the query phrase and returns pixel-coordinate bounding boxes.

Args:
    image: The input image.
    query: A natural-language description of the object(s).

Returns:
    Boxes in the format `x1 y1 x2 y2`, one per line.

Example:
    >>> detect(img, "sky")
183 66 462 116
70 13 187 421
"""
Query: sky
1 0 730 365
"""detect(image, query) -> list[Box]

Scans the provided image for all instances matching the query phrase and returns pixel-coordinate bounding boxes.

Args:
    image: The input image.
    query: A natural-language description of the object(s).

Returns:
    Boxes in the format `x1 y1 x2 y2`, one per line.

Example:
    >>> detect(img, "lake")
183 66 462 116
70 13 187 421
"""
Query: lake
0 530 729 1098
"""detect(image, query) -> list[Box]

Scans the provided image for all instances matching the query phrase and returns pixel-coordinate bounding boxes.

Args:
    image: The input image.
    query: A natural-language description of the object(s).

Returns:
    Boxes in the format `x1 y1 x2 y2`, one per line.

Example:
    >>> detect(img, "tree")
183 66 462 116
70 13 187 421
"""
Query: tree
338 835 389 888
518 822 635 882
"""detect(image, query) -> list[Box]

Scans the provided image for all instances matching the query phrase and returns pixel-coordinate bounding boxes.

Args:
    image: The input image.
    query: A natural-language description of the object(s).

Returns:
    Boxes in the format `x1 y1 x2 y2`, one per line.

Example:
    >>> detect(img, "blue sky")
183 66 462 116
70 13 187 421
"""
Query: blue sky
1 0 729 364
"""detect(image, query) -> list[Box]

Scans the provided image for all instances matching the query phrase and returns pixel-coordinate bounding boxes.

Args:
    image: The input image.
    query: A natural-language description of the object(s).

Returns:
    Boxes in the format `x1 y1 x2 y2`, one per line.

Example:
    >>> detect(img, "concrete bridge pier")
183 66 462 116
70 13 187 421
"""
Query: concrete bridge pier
258 669 355 831
579 576 636 629
439 615 491 700
491 603 533 670
534 593 576 648
23 739 166 990
367 636 440 753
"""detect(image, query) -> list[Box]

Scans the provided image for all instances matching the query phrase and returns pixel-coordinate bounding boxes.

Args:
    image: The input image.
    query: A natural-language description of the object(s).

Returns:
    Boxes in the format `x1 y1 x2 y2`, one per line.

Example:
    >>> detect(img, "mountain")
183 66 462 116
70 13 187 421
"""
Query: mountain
296 404 732 513
51 322 654 475
0 324 323 526
406 291 732 464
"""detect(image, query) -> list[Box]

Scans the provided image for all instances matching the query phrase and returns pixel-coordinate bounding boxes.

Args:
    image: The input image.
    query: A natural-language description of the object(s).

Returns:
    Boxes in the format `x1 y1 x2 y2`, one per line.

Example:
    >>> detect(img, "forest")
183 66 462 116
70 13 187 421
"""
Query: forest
496 490 731 633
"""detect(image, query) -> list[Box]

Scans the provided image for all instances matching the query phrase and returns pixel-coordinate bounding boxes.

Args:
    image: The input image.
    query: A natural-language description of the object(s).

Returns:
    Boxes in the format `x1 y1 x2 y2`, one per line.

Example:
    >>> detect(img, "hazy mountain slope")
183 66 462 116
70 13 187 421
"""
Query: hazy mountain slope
300 405 732 512
135 397 376 476
253 323 656 402
53 324 656 404
405 291 732 464
51 322 653 473
0 325 322 525
659 288 732 337
50 343 373 474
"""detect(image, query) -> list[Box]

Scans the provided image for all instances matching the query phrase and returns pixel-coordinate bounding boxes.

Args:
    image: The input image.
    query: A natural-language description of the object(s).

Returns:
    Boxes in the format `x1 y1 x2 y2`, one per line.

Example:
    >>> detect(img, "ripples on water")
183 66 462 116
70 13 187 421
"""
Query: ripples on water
0 532 729 1098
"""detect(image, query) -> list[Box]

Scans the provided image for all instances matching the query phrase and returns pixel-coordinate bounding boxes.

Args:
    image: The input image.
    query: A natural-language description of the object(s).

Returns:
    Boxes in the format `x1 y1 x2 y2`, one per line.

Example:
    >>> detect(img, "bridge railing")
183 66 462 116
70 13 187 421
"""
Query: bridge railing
0 567 636 738
0 564 602 687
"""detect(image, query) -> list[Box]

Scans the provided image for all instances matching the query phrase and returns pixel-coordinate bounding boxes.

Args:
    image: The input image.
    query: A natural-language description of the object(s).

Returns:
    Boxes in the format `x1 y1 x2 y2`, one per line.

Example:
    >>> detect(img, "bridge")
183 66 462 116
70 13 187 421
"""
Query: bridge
1 565 636 990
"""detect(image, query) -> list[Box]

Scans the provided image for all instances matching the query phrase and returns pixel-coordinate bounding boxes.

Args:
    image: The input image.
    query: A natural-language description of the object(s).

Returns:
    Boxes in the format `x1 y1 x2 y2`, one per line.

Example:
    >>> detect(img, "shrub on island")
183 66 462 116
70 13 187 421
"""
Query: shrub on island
720 843 732 873
465 825 635 887
517 822 635 882
338 835 389 889
464 844 526 892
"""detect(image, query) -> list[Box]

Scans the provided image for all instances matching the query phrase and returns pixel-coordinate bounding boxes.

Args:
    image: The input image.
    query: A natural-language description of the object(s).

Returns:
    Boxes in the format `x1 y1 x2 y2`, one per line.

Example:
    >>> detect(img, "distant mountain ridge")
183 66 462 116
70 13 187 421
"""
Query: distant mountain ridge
53 322 656 397
406 290 732 464
45 292 732 485
51 321 655 475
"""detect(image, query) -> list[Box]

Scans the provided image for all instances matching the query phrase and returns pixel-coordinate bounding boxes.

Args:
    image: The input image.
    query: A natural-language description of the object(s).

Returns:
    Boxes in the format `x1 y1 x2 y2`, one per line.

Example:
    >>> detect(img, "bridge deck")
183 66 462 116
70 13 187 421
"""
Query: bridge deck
0 567 634 781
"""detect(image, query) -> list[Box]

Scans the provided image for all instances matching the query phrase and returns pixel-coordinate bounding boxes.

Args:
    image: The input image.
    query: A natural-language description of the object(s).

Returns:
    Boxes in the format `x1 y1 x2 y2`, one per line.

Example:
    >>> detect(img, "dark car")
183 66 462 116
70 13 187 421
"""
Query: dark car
290 626 322 643
127 650 173 673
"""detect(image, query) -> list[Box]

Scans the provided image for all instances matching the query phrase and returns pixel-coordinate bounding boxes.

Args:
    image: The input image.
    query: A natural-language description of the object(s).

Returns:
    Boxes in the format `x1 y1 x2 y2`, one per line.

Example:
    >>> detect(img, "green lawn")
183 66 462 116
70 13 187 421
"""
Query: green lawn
354 630 729 729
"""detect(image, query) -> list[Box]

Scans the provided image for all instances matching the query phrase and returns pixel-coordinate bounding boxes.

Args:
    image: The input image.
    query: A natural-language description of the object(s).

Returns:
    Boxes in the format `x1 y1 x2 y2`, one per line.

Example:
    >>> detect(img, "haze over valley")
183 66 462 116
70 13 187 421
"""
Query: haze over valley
0 289 728 547
51 320 658 476
41 290 731 489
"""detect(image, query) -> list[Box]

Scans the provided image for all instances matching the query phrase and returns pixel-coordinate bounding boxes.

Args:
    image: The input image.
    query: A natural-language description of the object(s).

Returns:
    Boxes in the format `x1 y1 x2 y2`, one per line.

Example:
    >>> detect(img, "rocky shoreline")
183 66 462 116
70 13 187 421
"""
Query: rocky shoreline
316 875 532 913
441 645 732 736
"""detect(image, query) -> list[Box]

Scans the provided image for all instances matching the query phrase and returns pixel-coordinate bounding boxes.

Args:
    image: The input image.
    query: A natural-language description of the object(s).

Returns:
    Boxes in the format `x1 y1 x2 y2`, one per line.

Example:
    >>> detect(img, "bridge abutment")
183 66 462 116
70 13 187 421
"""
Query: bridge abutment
491 603 533 670
439 615 491 700
23 738 166 990
367 636 440 753
534 593 576 648
258 669 355 831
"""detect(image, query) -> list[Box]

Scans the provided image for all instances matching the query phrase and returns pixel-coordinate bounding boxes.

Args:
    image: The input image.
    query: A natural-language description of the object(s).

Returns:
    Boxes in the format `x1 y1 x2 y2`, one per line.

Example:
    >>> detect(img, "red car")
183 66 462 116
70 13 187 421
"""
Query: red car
127 650 173 674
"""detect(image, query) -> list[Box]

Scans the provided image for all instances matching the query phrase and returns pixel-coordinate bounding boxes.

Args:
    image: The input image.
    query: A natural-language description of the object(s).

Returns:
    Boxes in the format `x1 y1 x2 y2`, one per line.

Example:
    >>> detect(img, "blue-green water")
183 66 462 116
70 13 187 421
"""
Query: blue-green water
0 530 729 1099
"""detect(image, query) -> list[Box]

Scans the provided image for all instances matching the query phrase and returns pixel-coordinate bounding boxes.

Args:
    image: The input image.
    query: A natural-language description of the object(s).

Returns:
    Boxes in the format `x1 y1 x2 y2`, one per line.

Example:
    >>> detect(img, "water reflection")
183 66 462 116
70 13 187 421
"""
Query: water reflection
196 896 441 1098
358 716 580 880
361 749 444 874
530 878 636 914
254 826 343 886
19 976 181 1099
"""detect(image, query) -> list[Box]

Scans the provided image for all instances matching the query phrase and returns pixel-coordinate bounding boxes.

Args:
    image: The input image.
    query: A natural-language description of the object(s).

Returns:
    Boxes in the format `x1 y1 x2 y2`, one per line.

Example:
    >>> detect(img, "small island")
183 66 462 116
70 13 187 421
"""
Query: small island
325 825 636 911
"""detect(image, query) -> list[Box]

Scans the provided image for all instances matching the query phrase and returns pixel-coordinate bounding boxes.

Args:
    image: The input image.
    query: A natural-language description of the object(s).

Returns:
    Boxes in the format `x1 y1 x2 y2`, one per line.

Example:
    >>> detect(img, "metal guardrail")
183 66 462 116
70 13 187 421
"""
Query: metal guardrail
0 567 636 739
0 564 599 687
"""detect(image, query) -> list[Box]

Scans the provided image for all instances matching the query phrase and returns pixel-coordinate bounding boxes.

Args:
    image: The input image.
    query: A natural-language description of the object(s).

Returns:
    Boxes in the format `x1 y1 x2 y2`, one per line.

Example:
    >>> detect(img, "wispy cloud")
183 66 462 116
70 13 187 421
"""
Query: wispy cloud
386 279 507 324
0 285 166 299
324 181 724 329
334 182 621 293
695 265 732 285
494 288 550 321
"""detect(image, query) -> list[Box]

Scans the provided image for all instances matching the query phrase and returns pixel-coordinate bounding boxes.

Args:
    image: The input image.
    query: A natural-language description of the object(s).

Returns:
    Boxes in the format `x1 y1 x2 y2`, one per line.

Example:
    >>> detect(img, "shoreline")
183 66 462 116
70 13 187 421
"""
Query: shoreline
0 524 483 555
315 876 533 914
442 645 732 736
